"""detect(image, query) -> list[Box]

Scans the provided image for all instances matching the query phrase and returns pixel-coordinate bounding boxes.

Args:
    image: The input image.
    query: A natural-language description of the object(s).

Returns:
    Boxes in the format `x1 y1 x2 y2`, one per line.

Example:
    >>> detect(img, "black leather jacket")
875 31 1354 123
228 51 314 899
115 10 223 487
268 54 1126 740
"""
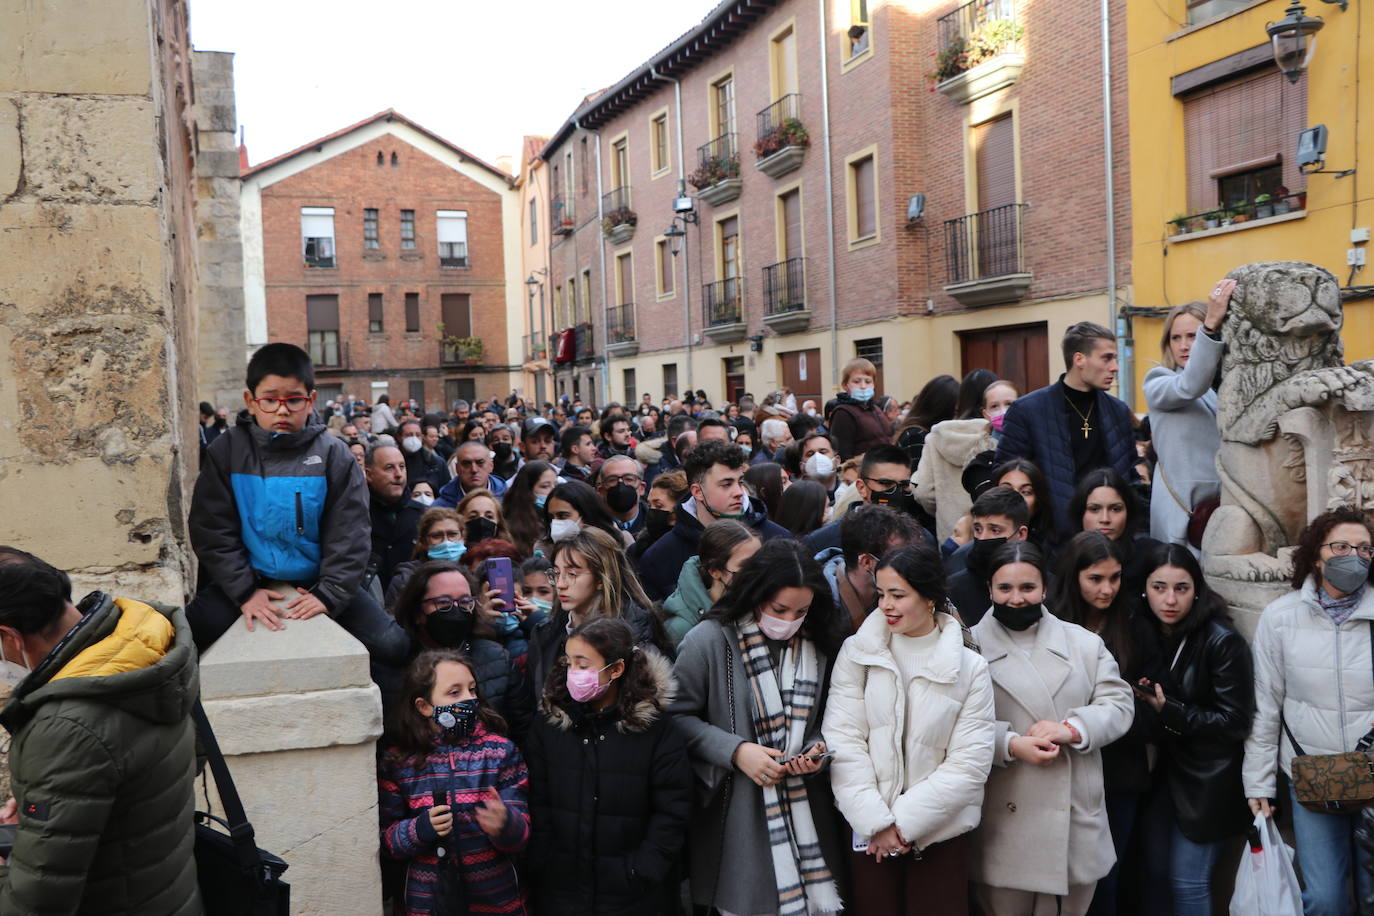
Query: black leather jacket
1140 617 1255 843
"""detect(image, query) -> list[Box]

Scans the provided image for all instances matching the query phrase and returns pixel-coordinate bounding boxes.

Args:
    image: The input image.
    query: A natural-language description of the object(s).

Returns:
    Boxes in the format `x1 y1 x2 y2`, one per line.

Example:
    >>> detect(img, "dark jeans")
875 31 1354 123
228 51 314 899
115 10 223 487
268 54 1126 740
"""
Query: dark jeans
1089 790 1143 916
188 581 411 667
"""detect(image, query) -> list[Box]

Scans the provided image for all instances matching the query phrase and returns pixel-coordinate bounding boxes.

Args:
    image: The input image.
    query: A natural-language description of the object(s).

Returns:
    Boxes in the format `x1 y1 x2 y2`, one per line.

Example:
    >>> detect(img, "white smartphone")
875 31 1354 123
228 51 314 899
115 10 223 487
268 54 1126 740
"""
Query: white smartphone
851 830 869 853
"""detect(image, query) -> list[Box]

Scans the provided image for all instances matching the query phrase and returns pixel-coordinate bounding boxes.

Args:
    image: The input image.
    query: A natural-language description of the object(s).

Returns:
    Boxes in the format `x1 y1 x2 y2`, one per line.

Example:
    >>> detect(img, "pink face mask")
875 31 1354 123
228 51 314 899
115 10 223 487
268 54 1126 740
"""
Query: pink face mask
567 664 615 703
989 410 1007 432
758 611 804 642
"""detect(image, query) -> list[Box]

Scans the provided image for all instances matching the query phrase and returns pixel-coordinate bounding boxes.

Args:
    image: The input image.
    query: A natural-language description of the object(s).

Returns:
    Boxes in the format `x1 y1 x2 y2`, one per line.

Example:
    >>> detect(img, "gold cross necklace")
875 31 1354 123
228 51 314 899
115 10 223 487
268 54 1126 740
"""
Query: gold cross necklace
1063 394 1095 439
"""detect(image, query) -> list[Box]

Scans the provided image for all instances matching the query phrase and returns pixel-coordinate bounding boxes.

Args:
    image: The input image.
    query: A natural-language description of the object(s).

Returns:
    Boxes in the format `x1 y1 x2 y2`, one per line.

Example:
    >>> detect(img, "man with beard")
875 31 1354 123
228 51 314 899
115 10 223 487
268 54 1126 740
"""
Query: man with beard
815 503 925 634
946 486 1030 626
365 444 427 592
596 455 647 536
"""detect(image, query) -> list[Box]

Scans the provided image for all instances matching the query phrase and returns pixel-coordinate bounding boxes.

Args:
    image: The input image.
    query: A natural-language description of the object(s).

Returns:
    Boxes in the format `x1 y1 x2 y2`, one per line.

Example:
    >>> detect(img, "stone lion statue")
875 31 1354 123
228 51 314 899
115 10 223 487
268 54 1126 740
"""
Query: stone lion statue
1203 261 1374 586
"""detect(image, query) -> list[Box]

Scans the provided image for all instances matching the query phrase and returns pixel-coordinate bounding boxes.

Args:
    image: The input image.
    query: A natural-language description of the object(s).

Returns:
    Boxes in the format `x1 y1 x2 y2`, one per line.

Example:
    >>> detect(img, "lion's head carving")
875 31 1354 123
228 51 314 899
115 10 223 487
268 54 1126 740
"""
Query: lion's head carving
1221 261 1344 383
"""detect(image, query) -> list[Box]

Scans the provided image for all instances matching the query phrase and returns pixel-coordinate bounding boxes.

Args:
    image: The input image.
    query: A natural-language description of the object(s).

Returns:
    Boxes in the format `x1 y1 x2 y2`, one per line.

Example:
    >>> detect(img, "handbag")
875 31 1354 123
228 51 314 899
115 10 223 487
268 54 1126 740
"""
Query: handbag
191 701 291 915
1155 455 1219 550
1282 621 1374 813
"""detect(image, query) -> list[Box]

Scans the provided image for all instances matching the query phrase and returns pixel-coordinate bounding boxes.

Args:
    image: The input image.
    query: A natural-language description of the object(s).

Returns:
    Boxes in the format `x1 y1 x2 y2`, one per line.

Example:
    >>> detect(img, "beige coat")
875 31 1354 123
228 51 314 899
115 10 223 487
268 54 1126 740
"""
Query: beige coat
824 611 996 848
970 609 1134 896
913 419 996 542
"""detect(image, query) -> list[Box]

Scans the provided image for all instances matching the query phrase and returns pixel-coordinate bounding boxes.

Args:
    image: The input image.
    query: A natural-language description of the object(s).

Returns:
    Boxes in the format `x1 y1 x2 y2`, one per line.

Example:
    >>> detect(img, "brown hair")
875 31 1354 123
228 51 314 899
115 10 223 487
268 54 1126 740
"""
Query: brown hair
649 469 689 502
384 648 508 761
455 488 513 544
412 507 461 559
1159 301 1208 371
841 358 877 388
1291 506 1374 591
541 617 664 723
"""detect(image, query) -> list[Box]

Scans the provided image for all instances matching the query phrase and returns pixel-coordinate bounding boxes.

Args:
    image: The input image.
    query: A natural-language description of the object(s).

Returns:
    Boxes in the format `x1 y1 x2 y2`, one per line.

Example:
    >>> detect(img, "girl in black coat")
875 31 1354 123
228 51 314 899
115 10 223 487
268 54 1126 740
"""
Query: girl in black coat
1133 543 1254 916
525 616 692 916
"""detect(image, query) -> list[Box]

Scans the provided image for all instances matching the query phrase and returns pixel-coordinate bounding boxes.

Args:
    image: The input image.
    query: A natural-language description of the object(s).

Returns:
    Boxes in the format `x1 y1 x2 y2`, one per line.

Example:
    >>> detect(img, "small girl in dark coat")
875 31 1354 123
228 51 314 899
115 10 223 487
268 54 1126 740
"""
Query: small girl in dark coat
378 649 531 916
525 617 692 916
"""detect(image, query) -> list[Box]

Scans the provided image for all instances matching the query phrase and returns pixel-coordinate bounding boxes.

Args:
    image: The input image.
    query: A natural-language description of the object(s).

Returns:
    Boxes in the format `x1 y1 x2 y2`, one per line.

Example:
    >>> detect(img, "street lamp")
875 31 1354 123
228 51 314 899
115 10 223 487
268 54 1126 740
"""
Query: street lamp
664 222 687 257
1267 4 1325 84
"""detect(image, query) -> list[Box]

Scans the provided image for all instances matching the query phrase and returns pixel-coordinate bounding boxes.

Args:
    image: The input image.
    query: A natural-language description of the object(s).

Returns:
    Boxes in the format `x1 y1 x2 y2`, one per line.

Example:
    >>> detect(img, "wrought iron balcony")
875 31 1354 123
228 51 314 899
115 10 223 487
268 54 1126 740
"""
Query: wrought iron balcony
943 202 1031 307
574 322 594 362
606 303 638 356
692 134 742 204
524 334 547 362
754 94 808 177
702 278 746 343
551 195 575 236
933 0 1024 102
602 186 636 241
439 338 483 366
762 258 809 333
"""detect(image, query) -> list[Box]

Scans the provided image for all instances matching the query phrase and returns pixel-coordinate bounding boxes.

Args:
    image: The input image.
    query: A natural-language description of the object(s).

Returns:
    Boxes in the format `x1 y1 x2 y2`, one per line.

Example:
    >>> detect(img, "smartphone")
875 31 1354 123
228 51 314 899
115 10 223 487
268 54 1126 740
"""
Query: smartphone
851 830 869 853
778 751 835 765
0 823 17 857
484 557 516 610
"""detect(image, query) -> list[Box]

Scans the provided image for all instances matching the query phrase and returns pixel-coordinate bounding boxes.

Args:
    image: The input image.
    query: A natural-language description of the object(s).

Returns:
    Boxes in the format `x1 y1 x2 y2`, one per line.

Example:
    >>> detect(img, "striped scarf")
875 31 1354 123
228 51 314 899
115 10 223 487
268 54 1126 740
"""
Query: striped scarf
735 618 842 916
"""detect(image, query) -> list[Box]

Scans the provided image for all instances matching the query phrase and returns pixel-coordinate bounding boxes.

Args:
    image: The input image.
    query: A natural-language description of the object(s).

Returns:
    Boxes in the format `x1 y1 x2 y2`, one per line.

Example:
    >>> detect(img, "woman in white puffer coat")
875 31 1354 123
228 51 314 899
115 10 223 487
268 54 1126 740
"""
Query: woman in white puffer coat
824 543 996 915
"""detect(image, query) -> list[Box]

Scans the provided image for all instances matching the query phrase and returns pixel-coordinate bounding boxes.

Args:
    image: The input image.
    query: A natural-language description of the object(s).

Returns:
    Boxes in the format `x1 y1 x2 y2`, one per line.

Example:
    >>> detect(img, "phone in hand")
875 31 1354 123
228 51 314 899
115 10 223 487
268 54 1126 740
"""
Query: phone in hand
484 557 516 610
778 751 835 766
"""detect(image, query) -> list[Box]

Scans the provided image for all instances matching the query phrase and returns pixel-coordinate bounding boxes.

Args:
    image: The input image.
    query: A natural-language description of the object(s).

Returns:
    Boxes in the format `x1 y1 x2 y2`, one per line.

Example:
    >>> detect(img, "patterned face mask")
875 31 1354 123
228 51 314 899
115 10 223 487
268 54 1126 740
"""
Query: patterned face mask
432 698 479 738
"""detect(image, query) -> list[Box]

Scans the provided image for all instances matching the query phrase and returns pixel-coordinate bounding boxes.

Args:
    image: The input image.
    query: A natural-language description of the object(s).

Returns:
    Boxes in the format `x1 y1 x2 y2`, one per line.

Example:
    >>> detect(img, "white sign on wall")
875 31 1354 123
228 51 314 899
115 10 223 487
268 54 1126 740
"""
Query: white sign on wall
799 352 808 381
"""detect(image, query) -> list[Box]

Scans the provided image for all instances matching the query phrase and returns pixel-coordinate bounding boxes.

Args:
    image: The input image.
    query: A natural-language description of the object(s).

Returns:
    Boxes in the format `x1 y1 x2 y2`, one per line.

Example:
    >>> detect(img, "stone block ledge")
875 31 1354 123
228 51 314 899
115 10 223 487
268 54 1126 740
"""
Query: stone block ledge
202 685 382 756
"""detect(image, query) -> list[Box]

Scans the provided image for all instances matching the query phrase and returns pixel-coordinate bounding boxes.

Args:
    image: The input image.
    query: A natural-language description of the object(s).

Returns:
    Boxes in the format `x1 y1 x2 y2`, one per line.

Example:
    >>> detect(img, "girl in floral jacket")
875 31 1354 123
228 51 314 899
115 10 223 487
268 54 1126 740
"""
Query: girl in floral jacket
379 648 531 915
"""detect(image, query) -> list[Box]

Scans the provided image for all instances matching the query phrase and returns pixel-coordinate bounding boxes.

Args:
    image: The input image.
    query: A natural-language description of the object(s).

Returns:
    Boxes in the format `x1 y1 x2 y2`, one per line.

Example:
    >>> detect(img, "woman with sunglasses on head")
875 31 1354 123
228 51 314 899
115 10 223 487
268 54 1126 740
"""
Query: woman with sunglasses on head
669 538 849 916
1132 543 1253 916
1244 506 1374 916
386 560 530 738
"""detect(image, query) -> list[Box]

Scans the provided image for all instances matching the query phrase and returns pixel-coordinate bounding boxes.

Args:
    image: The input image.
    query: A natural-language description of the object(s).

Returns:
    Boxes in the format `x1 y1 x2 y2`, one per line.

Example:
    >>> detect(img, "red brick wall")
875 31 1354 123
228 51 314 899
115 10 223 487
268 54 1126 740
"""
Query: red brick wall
260 134 510 411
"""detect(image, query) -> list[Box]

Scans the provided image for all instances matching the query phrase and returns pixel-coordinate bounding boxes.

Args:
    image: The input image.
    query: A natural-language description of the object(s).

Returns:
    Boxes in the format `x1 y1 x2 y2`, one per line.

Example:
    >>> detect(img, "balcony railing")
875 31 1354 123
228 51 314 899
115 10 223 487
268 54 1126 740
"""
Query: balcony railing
602 186 636 238
763 258 806 315
691 133 741 189
703 278 744 327
551 195 575 235
607 303 636 344
755 94 805 152
1168 190 1307 236
945 202 1028 284
574 322 594 361
440 338 483 366
933 0 1021 83
524 334 547 362
439 241 468 268
602 185 632 216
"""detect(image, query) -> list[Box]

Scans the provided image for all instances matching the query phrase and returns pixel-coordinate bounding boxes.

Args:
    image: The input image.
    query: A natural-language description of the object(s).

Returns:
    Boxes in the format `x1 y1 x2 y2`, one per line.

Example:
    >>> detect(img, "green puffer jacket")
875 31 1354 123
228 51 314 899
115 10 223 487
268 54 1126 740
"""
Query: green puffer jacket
0 593 202 916
662 556 715 650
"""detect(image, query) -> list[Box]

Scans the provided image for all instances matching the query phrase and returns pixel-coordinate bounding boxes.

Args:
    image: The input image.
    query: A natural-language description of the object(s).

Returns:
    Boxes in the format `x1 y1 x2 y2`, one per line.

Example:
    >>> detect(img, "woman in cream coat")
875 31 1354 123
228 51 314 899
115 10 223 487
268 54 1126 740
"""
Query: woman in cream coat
825 544 996 915
970 541 1134 916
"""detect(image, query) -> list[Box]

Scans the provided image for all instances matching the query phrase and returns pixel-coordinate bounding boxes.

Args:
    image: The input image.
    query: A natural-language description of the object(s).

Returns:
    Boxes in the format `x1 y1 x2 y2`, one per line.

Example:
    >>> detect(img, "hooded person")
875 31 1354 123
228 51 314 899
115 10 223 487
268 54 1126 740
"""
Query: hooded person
635 440 791 603
0 549 201 915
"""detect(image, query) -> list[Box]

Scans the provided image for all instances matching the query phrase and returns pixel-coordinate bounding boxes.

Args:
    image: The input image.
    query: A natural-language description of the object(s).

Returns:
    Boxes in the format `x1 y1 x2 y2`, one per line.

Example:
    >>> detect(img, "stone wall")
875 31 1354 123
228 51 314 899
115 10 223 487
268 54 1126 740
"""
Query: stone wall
191 50 248 410
0 0 201 604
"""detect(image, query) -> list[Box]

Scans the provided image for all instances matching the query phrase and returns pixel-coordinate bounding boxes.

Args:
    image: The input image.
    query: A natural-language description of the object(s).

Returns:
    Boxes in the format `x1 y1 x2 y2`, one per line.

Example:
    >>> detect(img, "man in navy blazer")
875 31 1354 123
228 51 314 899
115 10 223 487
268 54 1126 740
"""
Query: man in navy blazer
994 322 1138 532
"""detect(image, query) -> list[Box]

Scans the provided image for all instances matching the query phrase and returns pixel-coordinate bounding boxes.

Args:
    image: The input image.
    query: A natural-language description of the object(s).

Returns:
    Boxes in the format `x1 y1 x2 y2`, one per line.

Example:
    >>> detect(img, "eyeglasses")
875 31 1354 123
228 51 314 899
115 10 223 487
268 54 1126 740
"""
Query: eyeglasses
422 594 477 613
251 396 311 412
1322 541 1374 560
545 568 584 584
864 478 912 493
600 473 642 488
426 530 462 544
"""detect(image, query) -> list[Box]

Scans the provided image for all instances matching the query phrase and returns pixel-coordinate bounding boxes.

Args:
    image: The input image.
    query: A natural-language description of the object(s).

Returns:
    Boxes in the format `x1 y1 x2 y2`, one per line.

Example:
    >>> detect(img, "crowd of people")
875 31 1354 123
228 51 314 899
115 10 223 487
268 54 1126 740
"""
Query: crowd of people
1 274 1371 915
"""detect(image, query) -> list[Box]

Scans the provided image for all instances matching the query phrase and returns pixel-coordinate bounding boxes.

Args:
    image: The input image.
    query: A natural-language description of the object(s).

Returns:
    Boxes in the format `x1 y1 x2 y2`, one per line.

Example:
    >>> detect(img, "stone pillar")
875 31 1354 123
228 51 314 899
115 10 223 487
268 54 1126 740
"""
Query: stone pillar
199 612 385 916
191 50 248 410
0 0 201 605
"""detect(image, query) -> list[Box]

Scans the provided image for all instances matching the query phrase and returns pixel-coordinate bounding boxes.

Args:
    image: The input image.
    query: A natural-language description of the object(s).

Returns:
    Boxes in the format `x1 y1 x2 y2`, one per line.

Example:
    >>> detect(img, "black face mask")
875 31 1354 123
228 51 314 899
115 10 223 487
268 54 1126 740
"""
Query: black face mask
968 536 1009 580
492 442 514 463
465 517 499 546
645 507 672 538
213 416 228 429
992 601 1043 632
425 608 474 646
871 488 919 519
606 483 639 514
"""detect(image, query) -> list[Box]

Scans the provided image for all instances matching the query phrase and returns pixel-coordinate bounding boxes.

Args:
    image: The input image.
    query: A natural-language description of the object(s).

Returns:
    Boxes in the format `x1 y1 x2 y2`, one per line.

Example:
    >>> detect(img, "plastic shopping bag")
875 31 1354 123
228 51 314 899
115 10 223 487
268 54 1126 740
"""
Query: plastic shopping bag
1230 812 1303 916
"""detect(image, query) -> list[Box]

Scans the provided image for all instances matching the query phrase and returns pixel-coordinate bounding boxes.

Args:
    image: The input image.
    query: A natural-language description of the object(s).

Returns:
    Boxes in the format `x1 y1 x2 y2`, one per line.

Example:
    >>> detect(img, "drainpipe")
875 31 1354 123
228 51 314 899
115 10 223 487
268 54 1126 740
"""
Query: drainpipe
1100 0 1130 408
651 65 693 391
818 0 840 389
575 117 611 407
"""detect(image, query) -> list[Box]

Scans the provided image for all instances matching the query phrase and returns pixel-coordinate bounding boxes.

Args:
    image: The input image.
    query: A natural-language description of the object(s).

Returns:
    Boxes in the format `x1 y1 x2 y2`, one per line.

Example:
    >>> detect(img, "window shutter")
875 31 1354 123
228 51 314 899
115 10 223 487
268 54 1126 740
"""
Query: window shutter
1184 69 1306 212
976 117 1016 212
782 190 802 260
300 207 335 238
855 157 876 238
441 294 472 338
305 295 339 331
436 211 468 243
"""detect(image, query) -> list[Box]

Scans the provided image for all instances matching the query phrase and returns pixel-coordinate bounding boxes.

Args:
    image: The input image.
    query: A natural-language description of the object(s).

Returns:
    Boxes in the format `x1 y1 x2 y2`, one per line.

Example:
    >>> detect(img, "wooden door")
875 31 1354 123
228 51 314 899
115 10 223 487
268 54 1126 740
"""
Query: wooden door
958 323 1049 396
779 347 822 404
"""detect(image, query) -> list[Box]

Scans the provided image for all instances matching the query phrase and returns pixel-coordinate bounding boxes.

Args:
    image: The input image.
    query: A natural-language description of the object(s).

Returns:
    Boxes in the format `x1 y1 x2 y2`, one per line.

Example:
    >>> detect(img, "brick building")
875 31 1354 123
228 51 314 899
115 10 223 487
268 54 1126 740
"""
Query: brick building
240 110 522 411
538 0 1130 407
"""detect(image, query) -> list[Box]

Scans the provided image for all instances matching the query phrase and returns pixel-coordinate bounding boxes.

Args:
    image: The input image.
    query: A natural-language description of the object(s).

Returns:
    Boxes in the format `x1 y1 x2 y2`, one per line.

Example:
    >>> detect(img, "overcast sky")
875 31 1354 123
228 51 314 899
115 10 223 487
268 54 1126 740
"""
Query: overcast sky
189 0 714 171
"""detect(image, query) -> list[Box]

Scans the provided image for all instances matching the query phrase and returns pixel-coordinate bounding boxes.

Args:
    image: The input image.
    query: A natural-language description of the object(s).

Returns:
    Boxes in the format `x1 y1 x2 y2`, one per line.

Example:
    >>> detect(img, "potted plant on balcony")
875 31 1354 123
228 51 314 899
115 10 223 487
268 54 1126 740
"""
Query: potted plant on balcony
1204 210 1222 230
928 19 1025 84
690 152 743 205
1254 193 1274 219
1272 186 1292 215
754 119 810 178
602 207 637 243
438 323 483 365
1169 214 1191 237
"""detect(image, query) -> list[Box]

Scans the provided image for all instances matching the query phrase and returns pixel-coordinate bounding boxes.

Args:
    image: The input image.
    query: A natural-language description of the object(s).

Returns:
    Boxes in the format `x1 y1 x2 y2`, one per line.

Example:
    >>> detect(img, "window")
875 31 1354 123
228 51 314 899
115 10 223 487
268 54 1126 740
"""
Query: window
855 337 883 392
306 295 340 366
651 114 670 174
363 208 380 250
771 25 798 100
436 210 469 267
1187 0 1254 25
579 138 590 194
656 237 675 297
405 292 420 333
301 207 335 268
1183 69 1306 214
718 215 741 280
408 380 425 409
848 0 870 58
778 188 802 261
711 74 736 138
529 198 538 245
724 356 745 404
615 252 633 305
554 285 564 326
847 152 877 241
445 378 476 407
368 293 384 333
662 363 679 399
400 209 416 250
623 368 636 406
441 293 472 338
974 116 1016 212
568 277 579 327
610 137 629 191
564 150 575 201
580 269 592 324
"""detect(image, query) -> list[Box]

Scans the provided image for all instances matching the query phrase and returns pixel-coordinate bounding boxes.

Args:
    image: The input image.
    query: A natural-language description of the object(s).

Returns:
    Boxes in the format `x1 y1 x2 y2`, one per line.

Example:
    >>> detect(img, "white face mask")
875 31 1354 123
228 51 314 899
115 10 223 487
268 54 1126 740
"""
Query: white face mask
413 493 435 506
0 634 32 688
550 519 581 542
804 452 835 480
401 436 423 453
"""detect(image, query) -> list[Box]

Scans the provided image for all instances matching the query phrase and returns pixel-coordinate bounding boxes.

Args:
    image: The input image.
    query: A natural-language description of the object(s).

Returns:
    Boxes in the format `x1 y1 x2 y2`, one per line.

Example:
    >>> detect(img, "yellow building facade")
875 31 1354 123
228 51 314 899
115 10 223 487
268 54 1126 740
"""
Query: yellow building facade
1127 0 1374 405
